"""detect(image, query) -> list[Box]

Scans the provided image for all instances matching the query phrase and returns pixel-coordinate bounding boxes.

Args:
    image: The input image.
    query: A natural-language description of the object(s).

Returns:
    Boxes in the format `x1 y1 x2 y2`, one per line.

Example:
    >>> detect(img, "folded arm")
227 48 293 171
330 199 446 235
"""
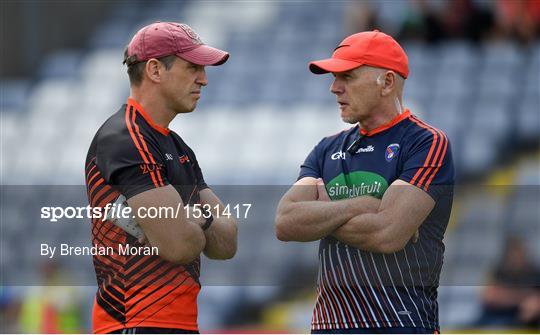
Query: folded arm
127 185 206 264
331 179 434 253
198 188 238 260
275 177 381 242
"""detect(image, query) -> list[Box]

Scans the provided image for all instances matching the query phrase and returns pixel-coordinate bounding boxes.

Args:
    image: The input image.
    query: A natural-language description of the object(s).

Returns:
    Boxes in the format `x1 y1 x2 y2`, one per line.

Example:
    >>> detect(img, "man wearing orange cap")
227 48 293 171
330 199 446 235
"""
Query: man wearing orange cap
276 30 454 333
85 22 237 333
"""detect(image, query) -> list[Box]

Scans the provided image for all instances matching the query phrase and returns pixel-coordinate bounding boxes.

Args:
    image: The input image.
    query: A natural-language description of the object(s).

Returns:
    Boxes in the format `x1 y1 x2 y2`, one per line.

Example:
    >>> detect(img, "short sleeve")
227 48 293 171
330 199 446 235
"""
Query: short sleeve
399 129 454 200
185 146 208 190
297 139 324 181
96 129 169 200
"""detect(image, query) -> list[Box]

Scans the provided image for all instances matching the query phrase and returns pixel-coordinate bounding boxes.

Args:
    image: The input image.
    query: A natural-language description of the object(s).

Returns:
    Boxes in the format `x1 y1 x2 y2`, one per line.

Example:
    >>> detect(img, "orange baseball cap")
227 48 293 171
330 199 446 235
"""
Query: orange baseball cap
309 30 409 78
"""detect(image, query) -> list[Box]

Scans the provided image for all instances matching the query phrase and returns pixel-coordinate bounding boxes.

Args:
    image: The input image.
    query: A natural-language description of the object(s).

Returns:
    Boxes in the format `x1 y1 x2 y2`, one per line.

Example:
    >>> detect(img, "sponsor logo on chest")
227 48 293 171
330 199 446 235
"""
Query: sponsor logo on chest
179 155 190 164
356 145 375 153
331 151 347 160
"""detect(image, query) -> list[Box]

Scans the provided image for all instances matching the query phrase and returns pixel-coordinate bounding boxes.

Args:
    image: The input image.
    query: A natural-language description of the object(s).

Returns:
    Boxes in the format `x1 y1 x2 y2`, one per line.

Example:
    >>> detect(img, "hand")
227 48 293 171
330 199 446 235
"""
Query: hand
316 179 331 202
185 205 207 228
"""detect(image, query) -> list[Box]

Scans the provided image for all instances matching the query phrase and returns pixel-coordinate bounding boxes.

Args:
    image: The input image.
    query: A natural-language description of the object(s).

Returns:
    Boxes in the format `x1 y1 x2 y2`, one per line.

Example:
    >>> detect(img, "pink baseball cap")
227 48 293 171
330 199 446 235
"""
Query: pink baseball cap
124 22 229 66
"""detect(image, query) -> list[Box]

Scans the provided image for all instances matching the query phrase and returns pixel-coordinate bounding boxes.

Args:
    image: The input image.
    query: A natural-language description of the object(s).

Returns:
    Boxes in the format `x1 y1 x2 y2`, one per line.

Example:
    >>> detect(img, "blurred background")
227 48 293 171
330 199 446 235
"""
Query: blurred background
1 0 539 333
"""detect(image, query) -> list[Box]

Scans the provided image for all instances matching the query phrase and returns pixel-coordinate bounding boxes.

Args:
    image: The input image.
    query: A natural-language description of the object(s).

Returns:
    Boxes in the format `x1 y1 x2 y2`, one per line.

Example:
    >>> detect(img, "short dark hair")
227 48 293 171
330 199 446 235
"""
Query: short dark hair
123 48 177 86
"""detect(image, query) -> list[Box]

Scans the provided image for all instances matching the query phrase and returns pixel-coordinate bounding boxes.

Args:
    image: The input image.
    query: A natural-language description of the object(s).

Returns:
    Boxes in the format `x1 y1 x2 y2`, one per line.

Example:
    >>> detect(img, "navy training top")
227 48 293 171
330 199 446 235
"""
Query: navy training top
299 109 454 331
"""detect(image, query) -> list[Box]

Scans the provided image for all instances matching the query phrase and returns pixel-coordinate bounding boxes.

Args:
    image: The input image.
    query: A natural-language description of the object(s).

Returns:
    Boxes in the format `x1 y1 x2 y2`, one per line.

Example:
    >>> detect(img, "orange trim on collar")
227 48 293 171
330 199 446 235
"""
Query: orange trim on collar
359 109 411 136
127 98 170 136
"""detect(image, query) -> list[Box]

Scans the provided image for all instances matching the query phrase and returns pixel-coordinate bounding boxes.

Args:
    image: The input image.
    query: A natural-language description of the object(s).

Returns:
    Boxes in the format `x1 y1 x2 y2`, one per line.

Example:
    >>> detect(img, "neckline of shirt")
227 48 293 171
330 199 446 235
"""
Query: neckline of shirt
127 98 170 136
359 109 411 137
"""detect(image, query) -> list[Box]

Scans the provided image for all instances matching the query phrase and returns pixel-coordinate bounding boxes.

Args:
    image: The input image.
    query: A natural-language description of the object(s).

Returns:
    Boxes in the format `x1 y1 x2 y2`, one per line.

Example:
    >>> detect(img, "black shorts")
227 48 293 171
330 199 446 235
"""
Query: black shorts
109 327 199 334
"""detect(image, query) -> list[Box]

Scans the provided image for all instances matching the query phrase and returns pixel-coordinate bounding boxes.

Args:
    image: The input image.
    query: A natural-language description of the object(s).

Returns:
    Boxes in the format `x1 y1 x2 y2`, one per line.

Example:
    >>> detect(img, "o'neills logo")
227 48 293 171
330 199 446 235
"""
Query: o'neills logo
326 171 389 200
356 145 375 153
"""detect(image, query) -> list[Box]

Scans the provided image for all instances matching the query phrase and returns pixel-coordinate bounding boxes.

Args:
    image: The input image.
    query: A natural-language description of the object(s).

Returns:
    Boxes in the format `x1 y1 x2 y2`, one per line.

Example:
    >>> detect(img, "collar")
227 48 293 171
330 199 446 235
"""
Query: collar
127 98 170 136
359 109 411 136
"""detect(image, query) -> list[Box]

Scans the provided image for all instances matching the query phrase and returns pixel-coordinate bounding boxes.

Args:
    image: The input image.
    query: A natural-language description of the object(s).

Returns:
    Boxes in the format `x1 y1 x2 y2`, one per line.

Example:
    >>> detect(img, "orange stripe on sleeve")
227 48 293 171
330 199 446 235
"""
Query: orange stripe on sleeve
86 156 96 171
424 132 449 190
92 185 113 207
95 191 120 209
131 110 165 187
417 128 446 187
89 177 105 200
408 117 439 186
86 164 97 180
409 116 449 190
87 169 101 186
125 106 160 188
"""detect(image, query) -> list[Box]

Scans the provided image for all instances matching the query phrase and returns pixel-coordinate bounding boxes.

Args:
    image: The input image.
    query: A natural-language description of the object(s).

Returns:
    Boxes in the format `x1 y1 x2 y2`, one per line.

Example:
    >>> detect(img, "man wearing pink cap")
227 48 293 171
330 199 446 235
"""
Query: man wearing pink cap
276 30 454 333
85 22 237 334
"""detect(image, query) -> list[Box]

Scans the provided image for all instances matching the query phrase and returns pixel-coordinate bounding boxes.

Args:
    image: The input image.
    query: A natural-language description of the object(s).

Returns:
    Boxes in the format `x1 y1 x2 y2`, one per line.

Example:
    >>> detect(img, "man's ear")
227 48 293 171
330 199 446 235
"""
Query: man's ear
380 71 396 97
145 59 162 83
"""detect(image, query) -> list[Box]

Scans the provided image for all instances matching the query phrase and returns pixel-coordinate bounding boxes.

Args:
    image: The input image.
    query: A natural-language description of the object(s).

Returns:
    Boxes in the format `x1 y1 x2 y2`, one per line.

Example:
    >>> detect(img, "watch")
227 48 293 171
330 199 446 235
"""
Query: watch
201 210 214 231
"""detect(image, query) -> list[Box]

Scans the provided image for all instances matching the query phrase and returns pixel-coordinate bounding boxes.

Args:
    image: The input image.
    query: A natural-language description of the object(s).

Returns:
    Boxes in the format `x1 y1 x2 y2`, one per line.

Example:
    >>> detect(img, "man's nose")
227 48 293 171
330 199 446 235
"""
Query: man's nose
196 68 208 86
330 78 343 95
